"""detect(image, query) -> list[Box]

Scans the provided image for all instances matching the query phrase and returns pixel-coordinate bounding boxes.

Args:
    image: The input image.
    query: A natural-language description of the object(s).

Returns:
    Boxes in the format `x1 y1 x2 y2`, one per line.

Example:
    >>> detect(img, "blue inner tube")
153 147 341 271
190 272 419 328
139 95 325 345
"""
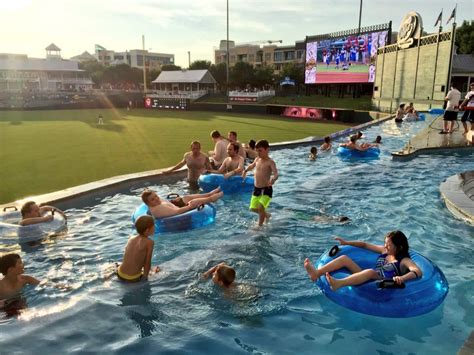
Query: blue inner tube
132 202 216 234
0 211 67 244
337 146 380 159
198 173 254 193
429 108 444 115
419 113 426 121
315 245 449 318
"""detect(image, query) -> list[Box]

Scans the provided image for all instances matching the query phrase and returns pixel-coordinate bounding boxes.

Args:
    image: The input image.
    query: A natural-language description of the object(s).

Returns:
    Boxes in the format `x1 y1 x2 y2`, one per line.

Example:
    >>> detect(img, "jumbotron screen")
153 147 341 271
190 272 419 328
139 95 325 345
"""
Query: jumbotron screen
305 30 388 84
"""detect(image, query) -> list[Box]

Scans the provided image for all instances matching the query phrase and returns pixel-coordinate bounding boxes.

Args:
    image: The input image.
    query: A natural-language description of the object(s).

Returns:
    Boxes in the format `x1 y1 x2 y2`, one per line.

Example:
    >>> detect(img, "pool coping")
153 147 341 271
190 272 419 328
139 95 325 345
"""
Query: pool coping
391 116 474 160
0 114 393 210
439 171 474 226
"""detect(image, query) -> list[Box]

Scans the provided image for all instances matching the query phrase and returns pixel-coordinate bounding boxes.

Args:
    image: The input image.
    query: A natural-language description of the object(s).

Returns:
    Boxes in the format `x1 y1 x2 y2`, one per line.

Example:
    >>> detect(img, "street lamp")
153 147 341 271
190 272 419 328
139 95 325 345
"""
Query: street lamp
358 0 363 34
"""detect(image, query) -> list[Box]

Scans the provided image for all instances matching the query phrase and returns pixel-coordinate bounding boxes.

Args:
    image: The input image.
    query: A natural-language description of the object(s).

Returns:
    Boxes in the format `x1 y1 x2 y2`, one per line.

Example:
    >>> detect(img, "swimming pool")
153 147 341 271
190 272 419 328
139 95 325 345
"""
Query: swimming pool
1 116 473 354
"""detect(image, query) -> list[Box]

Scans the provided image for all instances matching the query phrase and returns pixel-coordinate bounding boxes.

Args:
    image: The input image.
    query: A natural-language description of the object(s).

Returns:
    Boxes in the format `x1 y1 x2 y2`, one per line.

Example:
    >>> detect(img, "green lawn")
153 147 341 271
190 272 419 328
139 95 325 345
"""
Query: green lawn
0 108 350 203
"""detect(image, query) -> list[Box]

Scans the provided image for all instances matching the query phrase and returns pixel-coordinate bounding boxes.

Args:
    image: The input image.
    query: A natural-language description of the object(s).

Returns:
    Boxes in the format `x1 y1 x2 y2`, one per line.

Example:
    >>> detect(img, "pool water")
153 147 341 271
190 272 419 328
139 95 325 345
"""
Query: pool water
1 116 473 354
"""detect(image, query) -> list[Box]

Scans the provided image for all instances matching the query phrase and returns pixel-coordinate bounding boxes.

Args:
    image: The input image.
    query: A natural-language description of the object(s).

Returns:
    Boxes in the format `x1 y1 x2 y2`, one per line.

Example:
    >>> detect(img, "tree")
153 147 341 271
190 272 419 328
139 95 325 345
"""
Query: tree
189 60 212 70
79 60 105 85
455 20 474 54
230 61 255 89
147 69 161 88
161 64 182 71
253 65 275 88
278 62 305 84
209 63 227 91
102 64 142 86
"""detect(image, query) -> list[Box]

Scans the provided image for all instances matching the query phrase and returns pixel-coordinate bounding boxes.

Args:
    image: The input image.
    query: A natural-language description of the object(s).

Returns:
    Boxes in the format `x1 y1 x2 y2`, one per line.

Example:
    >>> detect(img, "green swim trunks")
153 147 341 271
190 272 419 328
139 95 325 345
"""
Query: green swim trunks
249 186 273 209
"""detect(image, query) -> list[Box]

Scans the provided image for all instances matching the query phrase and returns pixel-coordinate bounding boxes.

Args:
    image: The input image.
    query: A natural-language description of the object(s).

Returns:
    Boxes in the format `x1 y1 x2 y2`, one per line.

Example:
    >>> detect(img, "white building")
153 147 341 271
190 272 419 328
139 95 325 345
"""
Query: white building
151 69 217 100
0 44 93 92
94 45 174 70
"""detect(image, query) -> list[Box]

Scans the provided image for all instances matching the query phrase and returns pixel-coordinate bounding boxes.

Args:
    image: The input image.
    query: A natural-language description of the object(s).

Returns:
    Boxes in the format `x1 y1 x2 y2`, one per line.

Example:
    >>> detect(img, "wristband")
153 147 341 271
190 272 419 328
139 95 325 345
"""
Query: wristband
411 270 419 278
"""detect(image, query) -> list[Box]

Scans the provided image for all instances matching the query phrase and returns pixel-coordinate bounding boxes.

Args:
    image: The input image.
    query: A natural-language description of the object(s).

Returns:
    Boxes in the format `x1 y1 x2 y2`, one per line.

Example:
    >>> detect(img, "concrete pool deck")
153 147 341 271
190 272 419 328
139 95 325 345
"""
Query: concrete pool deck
0 114 392 210
440 171 474 226
392 116 474 159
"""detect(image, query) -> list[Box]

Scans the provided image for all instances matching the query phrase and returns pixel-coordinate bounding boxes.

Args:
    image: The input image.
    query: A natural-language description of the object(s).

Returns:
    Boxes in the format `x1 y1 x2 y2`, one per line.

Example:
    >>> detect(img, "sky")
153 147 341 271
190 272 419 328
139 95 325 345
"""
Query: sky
0 0 472 67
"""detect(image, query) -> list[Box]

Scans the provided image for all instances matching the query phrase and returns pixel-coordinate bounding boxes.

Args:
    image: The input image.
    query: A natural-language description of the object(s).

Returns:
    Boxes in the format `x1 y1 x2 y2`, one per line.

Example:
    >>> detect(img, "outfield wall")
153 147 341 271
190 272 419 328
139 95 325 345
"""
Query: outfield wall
372 27 454 112
190 102 376 124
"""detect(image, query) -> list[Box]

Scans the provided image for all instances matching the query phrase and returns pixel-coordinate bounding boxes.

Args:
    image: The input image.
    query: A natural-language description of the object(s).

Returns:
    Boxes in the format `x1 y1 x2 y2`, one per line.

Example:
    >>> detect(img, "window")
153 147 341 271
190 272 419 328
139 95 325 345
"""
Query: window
274 52 284 62
285 51 295 60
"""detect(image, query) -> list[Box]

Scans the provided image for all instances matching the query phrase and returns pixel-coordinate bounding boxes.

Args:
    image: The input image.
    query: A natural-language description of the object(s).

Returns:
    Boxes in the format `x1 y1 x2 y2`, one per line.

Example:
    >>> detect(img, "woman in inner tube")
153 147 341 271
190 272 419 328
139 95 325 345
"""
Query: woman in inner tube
304 231 422 291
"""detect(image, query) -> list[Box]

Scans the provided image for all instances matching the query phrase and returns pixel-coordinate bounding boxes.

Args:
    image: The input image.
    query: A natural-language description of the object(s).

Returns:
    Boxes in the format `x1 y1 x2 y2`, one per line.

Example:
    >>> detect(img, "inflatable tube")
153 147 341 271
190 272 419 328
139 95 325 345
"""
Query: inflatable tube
198 174 254 194
337 146 380 159
0 209 67 244
429 108 444 115
315 245 449 318
132 202 216 234
419 113 426 121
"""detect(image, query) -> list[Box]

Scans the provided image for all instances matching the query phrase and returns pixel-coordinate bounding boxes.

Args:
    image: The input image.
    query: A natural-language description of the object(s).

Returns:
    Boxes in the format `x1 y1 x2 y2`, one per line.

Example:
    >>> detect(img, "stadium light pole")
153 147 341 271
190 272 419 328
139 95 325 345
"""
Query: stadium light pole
358 0 363 34
226 0 229 97
142 35 147 94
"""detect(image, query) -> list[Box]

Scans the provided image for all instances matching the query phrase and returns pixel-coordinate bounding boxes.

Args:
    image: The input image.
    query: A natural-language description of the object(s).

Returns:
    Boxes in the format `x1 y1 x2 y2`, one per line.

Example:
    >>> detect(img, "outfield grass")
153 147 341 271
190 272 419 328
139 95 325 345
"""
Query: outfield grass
0 108 350 203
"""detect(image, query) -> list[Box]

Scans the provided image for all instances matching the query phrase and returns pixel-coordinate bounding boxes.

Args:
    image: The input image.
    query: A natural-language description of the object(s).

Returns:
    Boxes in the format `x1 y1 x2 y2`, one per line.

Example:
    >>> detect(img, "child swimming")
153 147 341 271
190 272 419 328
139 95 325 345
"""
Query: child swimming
309 146 318 161
0 254 40 309
202 262 236 288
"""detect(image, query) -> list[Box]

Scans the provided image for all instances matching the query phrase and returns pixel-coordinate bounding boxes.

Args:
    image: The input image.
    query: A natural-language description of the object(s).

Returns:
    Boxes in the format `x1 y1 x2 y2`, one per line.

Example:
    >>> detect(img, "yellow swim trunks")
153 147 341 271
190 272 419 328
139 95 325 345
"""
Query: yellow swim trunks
117 266 143 282
249 186 273 210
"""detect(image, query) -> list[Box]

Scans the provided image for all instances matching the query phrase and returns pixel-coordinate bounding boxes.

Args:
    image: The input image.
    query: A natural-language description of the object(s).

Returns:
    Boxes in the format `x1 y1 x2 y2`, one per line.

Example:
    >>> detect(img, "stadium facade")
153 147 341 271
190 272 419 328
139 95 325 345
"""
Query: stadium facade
0 44 93 93
214 40 305 72
94 45 174 70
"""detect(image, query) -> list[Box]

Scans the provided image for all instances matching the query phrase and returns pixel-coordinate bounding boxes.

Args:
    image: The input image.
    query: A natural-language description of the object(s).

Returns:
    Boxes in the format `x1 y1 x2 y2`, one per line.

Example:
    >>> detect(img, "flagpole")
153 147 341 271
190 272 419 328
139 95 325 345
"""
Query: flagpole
439 8 443 32
454 3 457 24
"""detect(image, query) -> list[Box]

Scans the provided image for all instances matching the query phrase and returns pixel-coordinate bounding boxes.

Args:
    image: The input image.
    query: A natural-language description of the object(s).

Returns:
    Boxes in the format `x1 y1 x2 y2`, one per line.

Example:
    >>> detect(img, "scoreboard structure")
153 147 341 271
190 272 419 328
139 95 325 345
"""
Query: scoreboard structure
144 97 189 110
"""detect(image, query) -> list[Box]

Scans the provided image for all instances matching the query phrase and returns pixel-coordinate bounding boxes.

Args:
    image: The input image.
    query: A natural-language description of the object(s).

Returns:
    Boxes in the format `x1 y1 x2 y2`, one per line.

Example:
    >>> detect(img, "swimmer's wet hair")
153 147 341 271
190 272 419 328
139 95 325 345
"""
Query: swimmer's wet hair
248 139 256 149
324 136 331 143
0 253 20 275
135 215 155 235
255 140 269 149
20 201 36 218
190 141 201 148
310 146 317 154
217 265 236 287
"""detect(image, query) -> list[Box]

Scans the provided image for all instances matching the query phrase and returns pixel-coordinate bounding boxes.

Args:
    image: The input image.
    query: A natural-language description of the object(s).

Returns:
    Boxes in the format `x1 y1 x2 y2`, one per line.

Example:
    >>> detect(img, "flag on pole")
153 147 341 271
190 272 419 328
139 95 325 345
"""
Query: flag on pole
434 11 443 27
446 7 456 24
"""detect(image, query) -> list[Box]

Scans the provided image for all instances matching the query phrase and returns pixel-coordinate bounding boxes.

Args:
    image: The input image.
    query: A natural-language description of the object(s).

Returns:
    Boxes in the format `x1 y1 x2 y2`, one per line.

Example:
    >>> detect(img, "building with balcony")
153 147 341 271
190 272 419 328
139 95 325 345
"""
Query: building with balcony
0 44 93 92
214 40 305 72
94 45 174 70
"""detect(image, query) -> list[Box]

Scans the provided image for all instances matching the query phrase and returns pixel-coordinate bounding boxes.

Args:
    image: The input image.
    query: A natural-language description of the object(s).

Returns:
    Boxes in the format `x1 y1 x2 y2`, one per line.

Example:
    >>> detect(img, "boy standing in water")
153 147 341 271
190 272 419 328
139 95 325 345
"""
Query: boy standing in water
118 215 160 282
242 140 278 226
